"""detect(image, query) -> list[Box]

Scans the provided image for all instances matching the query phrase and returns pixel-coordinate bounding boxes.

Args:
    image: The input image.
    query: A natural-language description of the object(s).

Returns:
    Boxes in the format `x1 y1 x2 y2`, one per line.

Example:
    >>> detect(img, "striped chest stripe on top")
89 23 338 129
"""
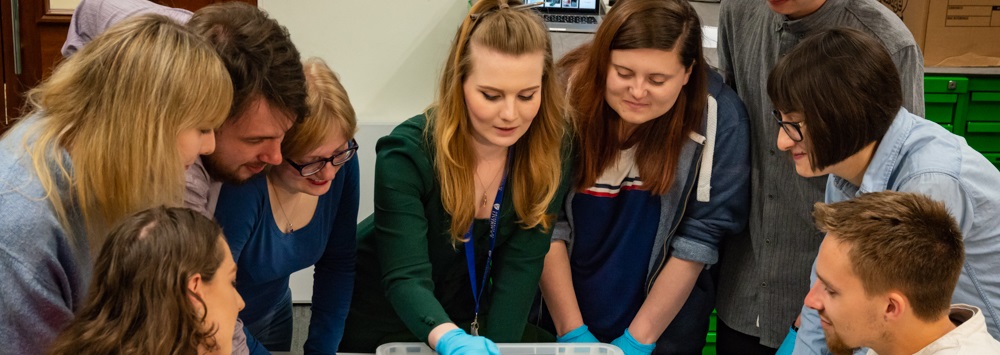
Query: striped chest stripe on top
582 147 643 198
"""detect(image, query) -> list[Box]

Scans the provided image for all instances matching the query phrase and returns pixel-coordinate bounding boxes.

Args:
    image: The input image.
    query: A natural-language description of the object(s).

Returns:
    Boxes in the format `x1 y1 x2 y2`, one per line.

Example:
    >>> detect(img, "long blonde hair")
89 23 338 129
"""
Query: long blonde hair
21 14 231 249
431 0 568 243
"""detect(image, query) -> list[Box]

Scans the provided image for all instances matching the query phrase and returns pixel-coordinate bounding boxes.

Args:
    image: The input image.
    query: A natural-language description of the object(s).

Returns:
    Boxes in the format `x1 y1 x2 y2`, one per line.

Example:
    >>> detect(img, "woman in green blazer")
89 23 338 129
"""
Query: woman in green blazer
339 0 570 353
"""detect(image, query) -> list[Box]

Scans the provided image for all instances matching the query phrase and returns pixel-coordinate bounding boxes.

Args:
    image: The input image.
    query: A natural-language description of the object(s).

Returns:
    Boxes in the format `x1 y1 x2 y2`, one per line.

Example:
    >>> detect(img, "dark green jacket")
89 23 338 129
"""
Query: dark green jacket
340 114 570 352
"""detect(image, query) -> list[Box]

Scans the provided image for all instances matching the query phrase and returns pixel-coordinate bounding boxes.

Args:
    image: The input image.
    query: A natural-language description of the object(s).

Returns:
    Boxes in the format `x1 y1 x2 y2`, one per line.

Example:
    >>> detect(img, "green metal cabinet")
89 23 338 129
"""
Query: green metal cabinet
925 76 968 131
925 74 1000 170
704 310 717 355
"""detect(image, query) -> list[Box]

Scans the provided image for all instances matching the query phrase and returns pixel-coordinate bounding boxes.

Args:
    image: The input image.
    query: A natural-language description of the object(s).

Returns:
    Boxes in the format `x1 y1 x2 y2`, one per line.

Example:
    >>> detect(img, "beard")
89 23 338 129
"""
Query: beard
824 328 857 355
202 153 253 185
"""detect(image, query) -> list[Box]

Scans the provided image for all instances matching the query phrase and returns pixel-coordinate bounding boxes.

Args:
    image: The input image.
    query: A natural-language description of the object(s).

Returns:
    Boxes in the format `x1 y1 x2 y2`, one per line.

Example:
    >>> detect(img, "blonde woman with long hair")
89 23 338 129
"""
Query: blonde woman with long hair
0 14 231 353
340 0 570 353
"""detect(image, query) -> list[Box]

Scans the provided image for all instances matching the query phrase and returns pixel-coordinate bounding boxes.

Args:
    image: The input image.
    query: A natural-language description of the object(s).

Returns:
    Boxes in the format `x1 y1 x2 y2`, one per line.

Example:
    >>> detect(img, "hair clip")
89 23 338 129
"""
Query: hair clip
511 1 544 10
470 1 544 20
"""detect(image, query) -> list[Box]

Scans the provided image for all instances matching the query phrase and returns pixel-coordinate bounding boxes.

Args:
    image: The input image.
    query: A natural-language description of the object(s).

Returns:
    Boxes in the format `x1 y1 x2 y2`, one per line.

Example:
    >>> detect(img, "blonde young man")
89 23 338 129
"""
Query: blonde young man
805 191 1000 355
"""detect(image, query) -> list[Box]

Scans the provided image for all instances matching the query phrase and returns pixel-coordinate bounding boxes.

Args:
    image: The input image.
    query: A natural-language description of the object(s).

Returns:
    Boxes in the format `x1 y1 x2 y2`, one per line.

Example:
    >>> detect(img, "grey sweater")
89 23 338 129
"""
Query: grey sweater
716 0 925 348
0 117 91 355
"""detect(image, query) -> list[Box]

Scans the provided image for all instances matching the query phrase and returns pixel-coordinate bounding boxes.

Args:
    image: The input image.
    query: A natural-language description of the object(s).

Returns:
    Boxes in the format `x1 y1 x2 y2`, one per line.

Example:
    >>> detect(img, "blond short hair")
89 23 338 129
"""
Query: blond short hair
281 57 357 161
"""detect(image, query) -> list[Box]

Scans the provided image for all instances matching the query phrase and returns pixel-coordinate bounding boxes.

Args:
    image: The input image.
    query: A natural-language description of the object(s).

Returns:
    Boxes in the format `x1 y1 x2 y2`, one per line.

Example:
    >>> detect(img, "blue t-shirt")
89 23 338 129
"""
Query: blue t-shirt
214 156 359 353
570 147 660 341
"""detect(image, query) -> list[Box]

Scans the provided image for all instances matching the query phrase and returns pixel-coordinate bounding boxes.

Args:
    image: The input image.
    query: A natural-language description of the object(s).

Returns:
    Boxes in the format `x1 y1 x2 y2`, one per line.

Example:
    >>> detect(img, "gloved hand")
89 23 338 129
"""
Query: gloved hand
610 328 655 355
435 328 501 355
775 326 797 355
557 324 601 343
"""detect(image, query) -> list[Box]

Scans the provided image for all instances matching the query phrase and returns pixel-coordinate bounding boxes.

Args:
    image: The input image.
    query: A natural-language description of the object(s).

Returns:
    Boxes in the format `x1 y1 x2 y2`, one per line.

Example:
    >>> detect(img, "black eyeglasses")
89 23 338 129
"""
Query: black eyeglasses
772 110 803 142
286 139 359 177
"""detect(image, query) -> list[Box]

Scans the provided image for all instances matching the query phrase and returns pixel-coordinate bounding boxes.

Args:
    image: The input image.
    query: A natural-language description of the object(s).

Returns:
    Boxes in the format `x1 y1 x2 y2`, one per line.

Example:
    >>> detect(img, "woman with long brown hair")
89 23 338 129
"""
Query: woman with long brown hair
537 0 750 354
48 206 243 355
340 0 570 353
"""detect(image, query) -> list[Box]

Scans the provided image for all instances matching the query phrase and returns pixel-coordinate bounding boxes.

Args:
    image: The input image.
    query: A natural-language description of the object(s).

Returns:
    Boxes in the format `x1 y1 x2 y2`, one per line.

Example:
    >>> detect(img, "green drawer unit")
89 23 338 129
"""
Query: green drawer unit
968 77 1000 122
703 331 717 355
982 153 1000 171
709 309 717 332
964 122 1000 153
924 76 969 129
926 93 961 124
969 77 1000 92
968 92 1000 122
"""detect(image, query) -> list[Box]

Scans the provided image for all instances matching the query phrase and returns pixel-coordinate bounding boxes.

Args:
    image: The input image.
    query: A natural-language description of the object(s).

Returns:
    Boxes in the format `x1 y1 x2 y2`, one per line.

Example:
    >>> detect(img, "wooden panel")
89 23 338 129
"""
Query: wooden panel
39 21 69 79
157 0 257 12
1 0 258 129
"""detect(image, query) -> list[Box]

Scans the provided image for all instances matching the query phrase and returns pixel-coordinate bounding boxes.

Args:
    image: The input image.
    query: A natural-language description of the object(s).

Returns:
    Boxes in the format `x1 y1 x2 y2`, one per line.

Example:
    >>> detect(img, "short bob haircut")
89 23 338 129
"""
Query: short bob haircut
19 14 231 244
560 0 706 195
767 28 902 171
281 57 358 161
813 191 964 321
48 206 227 354
431 0 568 243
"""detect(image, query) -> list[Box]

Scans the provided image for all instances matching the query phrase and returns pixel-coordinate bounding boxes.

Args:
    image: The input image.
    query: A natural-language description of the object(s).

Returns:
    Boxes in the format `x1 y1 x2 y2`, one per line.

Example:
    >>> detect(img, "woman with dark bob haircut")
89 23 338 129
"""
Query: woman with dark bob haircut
537 0 750 353
48 207 244 355
769 27 1000 354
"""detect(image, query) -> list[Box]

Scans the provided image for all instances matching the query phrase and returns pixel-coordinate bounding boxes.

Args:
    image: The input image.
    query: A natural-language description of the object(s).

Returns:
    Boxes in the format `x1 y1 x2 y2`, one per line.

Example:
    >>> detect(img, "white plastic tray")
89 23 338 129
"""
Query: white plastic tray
375 342 624 355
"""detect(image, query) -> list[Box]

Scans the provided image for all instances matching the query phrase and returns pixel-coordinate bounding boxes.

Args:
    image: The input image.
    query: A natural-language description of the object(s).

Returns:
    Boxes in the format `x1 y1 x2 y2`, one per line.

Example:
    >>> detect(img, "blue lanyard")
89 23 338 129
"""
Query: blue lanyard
464 154 509 336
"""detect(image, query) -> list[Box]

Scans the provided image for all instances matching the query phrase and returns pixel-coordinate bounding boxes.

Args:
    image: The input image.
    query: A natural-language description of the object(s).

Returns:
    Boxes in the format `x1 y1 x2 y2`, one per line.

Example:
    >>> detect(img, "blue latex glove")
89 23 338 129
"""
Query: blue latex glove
775 326 797 355
557 324 601 343
435 328 501 355
610 328 655 355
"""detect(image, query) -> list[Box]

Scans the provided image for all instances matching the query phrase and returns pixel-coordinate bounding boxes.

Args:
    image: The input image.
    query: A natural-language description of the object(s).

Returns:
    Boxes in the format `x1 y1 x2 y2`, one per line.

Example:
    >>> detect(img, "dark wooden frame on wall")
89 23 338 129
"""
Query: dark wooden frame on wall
0 0 256 133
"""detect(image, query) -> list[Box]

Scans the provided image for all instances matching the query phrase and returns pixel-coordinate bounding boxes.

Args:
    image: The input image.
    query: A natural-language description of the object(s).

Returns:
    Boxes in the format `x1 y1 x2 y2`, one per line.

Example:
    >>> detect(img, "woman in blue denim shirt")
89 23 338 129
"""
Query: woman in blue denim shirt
536 1 751 354
769 28 1000 355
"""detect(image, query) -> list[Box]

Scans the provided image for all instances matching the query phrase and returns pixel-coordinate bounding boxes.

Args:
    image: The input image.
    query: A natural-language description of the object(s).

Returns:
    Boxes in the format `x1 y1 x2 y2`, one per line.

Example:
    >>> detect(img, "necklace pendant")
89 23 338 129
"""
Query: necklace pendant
481 193 488 208
287 224 294 234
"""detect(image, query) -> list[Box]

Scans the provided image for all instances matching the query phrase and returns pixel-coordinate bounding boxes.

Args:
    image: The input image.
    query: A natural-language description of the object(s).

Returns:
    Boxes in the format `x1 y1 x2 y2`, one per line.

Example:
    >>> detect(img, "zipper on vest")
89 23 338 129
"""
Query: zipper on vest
645 154 702 294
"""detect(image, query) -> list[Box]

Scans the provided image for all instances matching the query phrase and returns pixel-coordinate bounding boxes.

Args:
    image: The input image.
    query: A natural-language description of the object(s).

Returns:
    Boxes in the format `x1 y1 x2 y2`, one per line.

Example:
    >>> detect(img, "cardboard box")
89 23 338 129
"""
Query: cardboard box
880 0 1000 67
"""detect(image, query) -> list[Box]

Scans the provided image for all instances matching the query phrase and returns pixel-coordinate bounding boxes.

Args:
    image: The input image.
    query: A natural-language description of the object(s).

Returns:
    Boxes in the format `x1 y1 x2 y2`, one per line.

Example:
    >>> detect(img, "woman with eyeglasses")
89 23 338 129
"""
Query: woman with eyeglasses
339 0 570 353
536 1 750 354
769 28 1000 355
212 58 359 353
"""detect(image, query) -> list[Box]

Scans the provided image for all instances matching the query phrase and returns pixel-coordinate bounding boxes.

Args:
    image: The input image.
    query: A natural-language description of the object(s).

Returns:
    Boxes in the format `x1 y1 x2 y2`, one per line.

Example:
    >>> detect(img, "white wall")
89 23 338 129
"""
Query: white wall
258 0 469 302
49 0 81 12
260 0 468 124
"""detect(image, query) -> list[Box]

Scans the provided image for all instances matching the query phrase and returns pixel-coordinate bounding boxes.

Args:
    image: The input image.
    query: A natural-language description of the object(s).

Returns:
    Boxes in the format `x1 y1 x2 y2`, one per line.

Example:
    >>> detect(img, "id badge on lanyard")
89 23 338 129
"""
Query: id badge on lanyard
464 150 511 337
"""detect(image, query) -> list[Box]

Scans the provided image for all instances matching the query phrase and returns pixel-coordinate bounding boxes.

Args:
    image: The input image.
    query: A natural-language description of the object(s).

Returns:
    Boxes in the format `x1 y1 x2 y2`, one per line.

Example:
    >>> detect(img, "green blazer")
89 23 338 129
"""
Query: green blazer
340 114 570 352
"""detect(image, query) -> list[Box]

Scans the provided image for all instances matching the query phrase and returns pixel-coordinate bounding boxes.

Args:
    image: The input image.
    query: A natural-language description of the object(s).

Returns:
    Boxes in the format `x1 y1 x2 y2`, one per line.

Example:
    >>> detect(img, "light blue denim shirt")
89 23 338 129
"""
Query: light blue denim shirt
793 108 1000 355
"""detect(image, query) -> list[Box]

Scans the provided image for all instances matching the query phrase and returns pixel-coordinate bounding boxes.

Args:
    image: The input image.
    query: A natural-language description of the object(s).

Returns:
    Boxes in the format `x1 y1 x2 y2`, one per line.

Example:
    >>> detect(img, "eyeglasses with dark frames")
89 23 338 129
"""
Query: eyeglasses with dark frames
286 139 359 177
772 110 804 142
